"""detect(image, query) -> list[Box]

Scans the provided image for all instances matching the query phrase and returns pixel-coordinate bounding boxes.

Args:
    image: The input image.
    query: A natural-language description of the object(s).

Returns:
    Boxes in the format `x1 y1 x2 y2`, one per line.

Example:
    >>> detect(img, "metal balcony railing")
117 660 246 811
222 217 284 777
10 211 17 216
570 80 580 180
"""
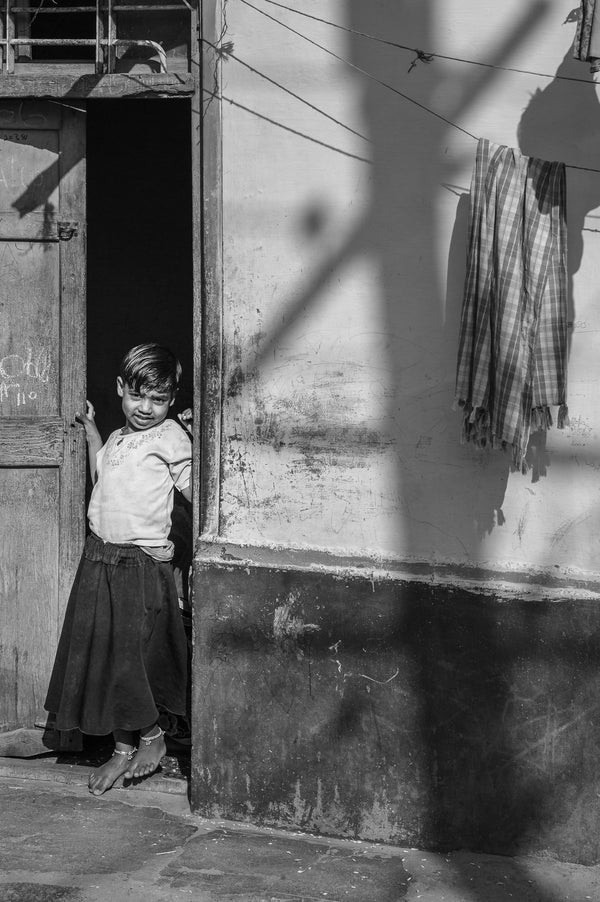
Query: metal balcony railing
0 0 194 74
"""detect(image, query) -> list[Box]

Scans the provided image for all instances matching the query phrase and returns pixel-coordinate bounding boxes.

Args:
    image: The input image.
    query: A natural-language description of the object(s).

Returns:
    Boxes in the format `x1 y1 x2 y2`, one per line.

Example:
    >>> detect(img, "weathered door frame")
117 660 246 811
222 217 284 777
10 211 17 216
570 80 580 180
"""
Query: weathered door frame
0 11 207 754
194 0 221 540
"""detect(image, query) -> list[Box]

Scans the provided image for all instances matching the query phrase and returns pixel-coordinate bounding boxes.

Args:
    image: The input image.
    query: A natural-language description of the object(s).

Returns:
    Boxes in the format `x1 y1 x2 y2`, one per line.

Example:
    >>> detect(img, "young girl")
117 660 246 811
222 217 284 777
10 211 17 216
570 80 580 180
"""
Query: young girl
45 343 192 796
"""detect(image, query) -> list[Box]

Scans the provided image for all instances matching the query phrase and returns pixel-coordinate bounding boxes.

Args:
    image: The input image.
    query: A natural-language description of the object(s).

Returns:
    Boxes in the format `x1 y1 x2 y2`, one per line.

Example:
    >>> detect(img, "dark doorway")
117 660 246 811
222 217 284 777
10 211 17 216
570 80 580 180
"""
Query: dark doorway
86 98 193 440
84 97 194 767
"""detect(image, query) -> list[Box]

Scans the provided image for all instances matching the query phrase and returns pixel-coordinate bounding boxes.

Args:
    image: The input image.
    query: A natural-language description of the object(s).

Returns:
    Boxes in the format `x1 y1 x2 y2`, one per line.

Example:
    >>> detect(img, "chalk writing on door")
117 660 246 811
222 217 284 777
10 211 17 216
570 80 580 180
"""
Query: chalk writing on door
0 347 51 406
0 133 29 143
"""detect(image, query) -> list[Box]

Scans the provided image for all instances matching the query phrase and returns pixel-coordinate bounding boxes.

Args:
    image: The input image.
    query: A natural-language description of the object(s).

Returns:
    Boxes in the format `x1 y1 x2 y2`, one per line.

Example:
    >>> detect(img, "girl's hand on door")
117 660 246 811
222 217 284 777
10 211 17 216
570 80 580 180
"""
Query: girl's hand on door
178 408 193 436
76 401 102 446
76 400 98 434
76 400 103 480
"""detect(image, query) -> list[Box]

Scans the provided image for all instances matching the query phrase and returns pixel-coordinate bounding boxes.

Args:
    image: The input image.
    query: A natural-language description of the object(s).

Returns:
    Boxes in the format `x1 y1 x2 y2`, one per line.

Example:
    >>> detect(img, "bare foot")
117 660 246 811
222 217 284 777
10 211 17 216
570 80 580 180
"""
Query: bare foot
88 749 134 796
124 728 166 780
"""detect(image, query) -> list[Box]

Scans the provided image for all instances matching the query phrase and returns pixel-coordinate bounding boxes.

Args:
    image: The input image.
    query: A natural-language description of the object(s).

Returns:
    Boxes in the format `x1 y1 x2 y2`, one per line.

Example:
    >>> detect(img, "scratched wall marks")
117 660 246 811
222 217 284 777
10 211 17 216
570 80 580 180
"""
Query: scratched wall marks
220 259 401 553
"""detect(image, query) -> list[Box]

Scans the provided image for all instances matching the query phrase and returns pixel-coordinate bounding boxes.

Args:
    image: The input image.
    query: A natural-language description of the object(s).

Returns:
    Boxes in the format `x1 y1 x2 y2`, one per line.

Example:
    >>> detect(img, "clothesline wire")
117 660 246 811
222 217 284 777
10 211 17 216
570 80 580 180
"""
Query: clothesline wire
238 0 600 175
256 0 600 88
203 87 372 163
238 0 477 140
204 39 370 142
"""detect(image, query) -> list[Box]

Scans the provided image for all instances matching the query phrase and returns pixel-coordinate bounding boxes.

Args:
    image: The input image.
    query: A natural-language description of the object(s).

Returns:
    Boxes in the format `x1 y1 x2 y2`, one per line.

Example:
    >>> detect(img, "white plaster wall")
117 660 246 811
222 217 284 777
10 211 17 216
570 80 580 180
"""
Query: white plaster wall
219 0 600 580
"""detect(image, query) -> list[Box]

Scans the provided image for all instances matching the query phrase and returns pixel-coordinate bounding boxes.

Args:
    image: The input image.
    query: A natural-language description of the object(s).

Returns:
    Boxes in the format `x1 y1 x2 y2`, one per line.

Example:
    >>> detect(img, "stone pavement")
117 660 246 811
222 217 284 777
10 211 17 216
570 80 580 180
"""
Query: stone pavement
0 758 600 902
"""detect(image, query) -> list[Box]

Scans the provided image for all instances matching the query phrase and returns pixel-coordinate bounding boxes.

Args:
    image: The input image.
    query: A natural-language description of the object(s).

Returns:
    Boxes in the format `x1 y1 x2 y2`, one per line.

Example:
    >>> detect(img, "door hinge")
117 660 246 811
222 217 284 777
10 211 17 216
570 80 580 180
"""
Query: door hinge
57 221 78 241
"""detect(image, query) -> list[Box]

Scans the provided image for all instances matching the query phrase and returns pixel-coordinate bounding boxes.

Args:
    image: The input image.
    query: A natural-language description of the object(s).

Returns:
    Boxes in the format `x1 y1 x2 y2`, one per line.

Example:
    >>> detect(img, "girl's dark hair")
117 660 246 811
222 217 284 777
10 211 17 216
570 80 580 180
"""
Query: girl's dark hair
119 343 182 395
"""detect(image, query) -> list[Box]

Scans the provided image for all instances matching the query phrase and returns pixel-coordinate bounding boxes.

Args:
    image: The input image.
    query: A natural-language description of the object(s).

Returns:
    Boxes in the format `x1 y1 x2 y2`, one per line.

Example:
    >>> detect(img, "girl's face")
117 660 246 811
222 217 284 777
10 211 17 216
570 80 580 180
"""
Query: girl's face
117 377 174 433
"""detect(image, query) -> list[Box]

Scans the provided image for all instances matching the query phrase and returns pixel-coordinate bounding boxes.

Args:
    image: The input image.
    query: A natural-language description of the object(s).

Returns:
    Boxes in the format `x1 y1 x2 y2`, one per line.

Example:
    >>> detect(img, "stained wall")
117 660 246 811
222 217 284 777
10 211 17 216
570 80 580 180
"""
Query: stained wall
217 0 600 579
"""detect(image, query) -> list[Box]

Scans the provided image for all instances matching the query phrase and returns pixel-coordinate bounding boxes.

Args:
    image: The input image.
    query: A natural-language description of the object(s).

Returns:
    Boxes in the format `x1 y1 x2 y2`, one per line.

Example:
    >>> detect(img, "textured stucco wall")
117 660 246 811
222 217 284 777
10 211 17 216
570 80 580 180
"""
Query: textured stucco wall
217 0 600 581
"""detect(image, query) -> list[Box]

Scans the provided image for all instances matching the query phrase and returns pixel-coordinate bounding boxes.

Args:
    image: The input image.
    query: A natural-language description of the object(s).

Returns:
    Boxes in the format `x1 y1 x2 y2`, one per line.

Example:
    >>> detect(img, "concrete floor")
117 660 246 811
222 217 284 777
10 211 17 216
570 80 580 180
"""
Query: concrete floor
0 758 599 902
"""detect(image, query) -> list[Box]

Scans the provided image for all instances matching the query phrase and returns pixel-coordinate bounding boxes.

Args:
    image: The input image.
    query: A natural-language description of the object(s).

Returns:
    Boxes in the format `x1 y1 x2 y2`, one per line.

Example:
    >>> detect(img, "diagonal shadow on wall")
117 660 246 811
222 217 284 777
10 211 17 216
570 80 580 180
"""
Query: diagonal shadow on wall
221 0 600 894
346 0 600 890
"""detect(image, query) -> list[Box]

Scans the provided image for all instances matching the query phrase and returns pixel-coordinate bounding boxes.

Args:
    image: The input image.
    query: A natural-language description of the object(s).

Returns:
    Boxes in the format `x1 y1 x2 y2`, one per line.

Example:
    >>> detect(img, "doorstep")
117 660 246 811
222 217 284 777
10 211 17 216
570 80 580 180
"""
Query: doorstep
0 753 188 795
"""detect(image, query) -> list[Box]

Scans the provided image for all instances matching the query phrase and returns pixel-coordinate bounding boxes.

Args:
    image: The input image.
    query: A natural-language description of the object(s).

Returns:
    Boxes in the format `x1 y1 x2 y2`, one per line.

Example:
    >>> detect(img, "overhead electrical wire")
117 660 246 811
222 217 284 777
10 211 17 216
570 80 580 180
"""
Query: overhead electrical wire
238 0 478 140
211 42 370 142
255 0 600 88
236 0 600 175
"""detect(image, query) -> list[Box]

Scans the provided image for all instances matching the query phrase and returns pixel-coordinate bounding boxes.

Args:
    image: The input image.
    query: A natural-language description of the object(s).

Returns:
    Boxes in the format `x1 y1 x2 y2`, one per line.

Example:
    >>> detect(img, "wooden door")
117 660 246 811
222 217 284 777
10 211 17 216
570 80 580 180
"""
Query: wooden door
0 101 86 731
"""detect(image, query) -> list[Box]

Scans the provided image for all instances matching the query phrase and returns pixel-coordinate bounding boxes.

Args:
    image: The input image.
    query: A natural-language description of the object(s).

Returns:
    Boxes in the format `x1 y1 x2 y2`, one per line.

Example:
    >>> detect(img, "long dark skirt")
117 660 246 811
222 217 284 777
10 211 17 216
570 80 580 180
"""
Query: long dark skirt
45 533 189 736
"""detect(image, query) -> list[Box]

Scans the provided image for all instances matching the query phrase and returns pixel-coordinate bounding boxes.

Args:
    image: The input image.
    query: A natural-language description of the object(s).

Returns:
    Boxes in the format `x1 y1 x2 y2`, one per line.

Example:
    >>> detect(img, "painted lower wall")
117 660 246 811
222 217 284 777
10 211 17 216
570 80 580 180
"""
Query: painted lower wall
192 546 600 865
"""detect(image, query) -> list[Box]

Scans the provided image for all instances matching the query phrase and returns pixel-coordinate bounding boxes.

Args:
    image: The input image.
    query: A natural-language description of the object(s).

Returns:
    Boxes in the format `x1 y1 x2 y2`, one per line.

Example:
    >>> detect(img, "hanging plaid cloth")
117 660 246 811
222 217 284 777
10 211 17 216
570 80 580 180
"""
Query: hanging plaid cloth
572 0 600 73
455 138 569 471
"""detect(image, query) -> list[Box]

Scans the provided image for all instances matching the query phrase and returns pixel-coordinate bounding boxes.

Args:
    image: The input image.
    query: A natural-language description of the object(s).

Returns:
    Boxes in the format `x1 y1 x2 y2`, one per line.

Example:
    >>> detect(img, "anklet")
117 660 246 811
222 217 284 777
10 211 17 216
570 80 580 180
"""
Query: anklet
112 747 136 760
140 726 165 746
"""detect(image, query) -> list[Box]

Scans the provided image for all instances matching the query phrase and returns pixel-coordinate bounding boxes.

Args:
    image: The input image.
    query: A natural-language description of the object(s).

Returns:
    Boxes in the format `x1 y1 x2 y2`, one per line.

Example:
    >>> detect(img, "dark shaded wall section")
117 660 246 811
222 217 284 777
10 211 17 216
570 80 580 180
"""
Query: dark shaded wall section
86 98 193 439
192 550 600 866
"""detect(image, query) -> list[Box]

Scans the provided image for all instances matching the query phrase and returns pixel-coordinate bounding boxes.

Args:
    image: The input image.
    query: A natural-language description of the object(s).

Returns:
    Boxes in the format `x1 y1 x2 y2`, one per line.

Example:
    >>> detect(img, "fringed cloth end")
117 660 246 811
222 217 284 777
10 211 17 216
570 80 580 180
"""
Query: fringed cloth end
529 404 569 431
457 400 570 472
458 402 494 450
530 406 553 431
557 404 570 429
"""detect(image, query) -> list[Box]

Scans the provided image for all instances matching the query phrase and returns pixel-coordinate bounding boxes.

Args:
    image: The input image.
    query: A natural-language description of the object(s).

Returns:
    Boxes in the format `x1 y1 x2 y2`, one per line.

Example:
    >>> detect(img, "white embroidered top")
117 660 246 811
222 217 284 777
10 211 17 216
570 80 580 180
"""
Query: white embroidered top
88 418 192 554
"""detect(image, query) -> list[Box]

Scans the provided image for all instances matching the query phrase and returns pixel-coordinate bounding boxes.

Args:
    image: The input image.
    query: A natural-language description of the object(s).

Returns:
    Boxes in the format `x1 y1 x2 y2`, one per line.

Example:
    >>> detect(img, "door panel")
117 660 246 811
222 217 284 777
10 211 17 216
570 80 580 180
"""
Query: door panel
0 100 86 730
0 469 59 726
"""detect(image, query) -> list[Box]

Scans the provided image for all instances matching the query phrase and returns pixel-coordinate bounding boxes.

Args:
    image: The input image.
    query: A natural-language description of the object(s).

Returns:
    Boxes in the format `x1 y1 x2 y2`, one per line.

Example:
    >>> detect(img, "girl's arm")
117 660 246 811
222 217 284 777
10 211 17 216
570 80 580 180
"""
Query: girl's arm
76 400 103 481
177 409 193 502
177 408 192 436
